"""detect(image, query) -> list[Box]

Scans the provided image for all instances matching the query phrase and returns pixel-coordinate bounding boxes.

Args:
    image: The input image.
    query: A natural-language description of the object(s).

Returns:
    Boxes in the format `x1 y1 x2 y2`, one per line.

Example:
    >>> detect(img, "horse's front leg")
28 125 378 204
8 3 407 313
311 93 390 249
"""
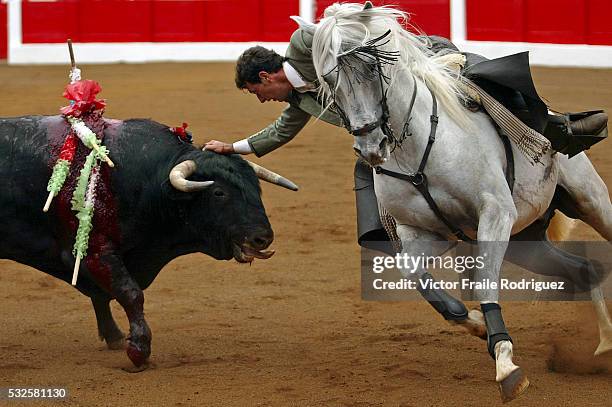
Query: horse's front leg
394 224 486 338
475 196 529 402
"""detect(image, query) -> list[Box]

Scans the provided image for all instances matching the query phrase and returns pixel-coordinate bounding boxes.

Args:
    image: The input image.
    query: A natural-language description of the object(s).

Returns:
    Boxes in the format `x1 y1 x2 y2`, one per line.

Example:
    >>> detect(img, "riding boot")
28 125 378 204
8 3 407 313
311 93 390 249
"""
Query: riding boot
543 111 608 157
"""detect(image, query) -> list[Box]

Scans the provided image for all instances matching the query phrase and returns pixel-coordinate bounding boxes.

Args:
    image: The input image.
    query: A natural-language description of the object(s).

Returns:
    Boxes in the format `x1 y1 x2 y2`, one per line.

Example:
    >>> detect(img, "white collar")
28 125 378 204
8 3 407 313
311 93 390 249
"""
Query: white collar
283 61 312 92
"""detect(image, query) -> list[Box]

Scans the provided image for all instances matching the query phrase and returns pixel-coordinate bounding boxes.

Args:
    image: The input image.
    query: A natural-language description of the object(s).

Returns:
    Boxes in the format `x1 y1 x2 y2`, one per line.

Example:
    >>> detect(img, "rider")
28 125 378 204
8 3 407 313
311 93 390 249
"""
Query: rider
204 26 609 246
204 28 388 246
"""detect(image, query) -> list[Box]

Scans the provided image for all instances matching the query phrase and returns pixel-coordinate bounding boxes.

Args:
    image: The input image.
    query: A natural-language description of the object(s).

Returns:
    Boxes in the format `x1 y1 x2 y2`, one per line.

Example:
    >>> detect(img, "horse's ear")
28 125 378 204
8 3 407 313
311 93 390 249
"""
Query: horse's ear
290 16 316 35
363 1 374 10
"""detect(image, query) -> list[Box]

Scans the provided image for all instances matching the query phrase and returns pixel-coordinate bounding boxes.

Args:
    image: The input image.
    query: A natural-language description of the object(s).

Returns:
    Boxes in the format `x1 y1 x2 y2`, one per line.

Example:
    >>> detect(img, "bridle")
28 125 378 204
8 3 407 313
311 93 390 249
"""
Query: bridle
324 30 404 143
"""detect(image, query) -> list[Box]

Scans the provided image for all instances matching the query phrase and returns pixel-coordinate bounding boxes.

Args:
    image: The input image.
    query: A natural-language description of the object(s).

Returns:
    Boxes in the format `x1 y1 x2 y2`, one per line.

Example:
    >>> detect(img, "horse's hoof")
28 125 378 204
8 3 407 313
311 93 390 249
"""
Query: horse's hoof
594 335 612 356
499 367 529 403
126 342 148 368
454 309 487 340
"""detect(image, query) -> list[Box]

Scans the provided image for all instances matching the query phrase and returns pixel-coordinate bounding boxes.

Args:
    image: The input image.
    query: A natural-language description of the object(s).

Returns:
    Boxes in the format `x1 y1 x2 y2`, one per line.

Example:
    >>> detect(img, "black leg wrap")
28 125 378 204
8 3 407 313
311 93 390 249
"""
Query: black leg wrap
481 303 513 359
417 273 468 321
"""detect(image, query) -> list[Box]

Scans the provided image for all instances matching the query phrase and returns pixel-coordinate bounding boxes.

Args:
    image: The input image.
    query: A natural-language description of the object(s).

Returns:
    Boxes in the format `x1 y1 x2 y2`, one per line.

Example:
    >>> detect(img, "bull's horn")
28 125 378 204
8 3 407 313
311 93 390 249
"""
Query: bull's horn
169 160 214 192
246 161 299 191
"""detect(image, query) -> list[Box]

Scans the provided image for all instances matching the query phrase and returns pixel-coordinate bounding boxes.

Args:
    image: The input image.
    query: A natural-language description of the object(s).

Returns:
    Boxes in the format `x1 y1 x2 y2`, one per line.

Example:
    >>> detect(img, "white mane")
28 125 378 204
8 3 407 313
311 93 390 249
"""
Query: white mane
310 3 472 129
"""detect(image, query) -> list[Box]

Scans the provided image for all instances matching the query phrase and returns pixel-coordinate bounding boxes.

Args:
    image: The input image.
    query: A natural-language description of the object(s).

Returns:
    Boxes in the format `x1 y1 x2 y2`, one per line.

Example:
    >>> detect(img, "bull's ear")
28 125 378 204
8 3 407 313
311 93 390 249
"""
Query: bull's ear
290 15 316 36
363 1 373 10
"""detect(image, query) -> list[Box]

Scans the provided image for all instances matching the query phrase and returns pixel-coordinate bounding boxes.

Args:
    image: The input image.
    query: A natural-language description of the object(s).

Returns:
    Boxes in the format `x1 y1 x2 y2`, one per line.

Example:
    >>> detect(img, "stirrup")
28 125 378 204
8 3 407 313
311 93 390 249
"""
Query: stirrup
545 110 608 157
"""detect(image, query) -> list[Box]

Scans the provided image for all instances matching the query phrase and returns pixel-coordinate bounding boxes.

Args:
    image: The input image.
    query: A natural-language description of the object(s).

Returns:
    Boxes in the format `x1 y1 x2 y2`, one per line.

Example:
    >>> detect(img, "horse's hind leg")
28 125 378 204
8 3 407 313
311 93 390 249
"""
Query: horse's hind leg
557 153 612 356
507 217 608 291
591 287 612 356
557 153 612 239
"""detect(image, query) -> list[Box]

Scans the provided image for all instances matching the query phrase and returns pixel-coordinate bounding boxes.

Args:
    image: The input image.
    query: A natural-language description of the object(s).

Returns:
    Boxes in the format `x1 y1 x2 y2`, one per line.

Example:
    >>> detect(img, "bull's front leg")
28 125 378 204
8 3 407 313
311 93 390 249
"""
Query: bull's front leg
93 246 152 371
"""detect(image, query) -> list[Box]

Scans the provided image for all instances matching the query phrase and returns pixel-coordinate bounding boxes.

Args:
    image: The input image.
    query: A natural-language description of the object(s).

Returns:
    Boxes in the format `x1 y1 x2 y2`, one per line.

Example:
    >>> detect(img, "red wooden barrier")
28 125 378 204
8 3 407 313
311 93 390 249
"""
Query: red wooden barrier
207 0 261 42
22 0 79 43
315 0 451 38
79 0 152 43
466 0 522 42
21 0 299 44
587 0 612 45
18 0 612 47
0 2 7 59
260 0 300 42
467 0 612 45
152 0 206 42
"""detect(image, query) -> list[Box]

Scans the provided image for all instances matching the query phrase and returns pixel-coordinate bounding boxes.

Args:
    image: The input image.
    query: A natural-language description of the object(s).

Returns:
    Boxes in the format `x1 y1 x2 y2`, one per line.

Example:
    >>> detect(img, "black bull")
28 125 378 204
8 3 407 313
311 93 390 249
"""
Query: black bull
0 115 275 368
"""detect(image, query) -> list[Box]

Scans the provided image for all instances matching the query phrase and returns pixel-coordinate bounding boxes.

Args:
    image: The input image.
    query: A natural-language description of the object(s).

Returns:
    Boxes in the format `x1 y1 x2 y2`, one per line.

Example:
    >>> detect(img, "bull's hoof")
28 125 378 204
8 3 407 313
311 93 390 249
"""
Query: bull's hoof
106 337 126 350
126 342 149 368
498 367 529 403
121 361 153 373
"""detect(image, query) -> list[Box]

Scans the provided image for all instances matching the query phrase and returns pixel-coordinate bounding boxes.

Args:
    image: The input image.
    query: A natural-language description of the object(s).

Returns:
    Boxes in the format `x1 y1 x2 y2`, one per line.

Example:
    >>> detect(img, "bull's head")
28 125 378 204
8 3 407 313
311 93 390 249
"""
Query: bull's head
167 153 296 263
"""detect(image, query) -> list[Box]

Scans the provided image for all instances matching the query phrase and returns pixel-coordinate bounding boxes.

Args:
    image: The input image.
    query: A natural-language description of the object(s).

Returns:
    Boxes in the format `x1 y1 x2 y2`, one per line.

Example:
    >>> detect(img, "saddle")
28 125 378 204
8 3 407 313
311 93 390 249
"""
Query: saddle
431 41 609 158
461 56 610 158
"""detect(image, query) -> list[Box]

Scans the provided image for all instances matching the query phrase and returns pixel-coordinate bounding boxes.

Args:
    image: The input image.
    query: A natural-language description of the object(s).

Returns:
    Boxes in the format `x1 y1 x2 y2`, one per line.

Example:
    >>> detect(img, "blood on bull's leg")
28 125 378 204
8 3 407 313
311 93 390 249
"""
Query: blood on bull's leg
90 295 125 350
88 244 152 371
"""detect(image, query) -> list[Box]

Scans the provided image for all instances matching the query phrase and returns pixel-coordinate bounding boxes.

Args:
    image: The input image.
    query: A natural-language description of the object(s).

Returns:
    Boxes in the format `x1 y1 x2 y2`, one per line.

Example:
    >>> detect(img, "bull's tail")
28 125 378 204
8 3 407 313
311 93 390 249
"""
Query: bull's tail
546 212 577 241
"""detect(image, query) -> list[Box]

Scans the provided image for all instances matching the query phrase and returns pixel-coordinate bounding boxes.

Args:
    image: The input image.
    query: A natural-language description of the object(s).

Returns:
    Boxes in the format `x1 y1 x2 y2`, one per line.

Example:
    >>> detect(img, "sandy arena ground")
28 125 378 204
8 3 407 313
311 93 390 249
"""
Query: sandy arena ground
0 62 611 406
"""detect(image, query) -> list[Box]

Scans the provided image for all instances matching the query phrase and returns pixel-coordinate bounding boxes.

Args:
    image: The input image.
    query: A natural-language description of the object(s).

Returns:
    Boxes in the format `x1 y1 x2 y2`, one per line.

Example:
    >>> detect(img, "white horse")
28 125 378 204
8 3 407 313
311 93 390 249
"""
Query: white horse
295 2 612 402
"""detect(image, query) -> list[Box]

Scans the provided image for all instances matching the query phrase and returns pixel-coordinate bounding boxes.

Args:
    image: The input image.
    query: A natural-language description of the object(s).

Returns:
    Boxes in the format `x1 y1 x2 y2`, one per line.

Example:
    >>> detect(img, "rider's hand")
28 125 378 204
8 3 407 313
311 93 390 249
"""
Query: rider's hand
204 140 235 154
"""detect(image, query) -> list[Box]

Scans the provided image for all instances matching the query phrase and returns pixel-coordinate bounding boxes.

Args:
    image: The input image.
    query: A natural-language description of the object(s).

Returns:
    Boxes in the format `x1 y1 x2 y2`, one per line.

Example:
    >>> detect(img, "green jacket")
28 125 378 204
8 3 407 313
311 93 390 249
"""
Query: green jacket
247 29 344 157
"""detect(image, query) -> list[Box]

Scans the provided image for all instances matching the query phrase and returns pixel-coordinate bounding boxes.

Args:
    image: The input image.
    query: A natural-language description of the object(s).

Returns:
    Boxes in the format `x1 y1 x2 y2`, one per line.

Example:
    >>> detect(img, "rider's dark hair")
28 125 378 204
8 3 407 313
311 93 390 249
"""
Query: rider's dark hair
235 46 285 89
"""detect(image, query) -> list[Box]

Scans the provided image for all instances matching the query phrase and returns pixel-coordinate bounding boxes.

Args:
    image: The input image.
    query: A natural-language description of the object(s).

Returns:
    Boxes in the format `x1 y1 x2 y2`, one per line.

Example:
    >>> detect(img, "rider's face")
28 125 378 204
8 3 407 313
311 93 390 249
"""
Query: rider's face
244 70 293 103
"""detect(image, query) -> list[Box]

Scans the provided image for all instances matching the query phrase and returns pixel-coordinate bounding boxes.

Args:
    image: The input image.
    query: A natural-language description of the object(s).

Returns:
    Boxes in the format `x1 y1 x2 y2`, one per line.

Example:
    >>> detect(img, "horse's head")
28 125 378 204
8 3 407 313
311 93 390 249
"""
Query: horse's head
300 2 472 168
303 3 404 167
324 35 398 166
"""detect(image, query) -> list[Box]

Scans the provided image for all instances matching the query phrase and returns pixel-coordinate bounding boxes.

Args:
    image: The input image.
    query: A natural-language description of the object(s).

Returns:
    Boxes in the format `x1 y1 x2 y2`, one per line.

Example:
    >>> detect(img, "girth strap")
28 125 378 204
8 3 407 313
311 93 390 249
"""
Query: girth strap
376 165 474 241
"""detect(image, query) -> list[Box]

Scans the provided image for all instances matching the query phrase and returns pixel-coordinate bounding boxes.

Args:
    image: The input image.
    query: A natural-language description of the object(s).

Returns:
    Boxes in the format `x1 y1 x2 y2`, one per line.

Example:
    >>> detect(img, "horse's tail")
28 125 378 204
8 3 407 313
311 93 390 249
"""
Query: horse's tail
547 212 577 241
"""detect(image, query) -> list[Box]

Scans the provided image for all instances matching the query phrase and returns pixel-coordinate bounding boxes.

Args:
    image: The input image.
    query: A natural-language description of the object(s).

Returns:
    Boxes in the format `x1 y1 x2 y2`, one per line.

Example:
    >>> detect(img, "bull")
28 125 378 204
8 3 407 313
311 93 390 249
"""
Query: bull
0 115 295 370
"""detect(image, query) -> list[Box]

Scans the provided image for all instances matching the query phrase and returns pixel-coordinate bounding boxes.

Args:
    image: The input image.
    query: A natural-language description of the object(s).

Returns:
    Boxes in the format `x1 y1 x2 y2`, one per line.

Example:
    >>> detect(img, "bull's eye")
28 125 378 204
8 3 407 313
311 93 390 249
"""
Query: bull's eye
214 189 226 198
